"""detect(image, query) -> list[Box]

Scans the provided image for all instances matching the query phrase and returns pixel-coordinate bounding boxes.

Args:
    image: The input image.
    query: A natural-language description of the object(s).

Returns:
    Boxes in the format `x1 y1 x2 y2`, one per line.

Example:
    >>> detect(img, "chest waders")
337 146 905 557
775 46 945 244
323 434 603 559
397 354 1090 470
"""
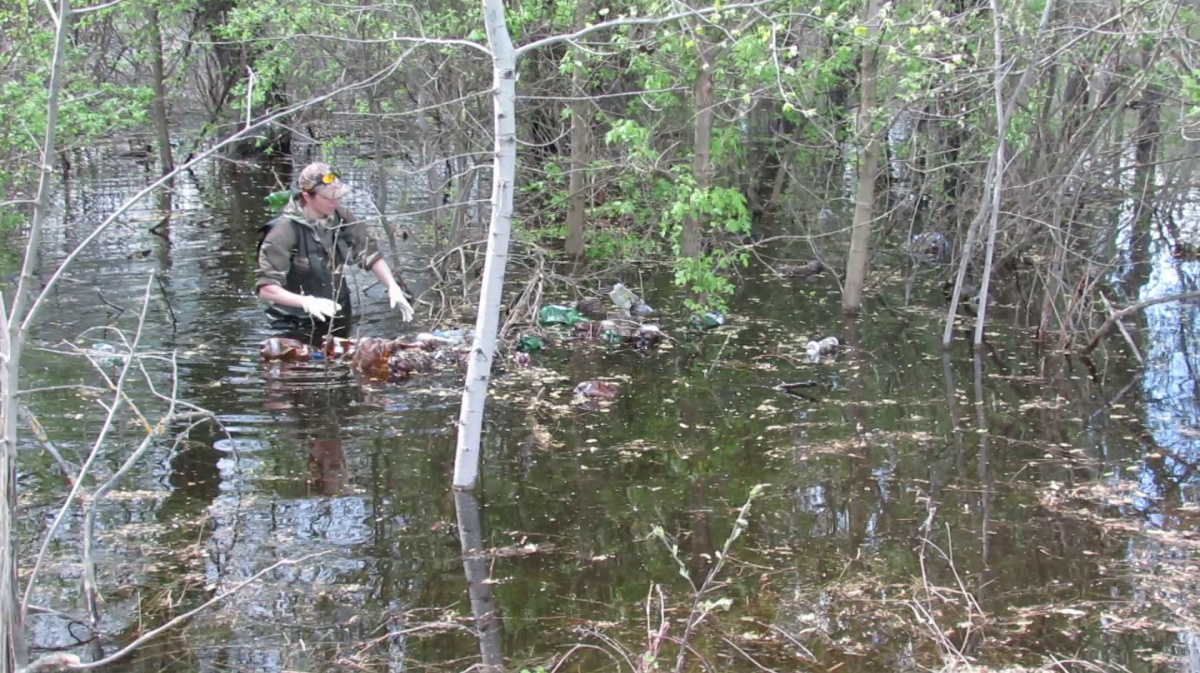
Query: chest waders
258 215 354 332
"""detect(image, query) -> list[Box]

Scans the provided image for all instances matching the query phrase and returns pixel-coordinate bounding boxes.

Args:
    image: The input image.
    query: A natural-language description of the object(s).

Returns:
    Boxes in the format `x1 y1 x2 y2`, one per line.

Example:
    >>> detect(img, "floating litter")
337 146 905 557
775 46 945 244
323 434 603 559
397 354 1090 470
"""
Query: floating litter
212 438 267 453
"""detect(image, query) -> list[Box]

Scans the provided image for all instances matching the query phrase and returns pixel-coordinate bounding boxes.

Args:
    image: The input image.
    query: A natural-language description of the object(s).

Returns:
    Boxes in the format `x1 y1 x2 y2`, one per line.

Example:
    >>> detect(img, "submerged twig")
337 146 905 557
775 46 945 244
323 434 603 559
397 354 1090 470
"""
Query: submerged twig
154 272 176 327
94 289 124 319
705 334 733 379
17 403 76 485
18 551 334 673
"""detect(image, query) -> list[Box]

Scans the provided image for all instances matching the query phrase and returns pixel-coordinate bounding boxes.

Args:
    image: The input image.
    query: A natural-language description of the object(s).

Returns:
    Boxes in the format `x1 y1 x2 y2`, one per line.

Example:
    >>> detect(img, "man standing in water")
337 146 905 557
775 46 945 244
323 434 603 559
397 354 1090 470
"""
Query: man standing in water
256 162 414 338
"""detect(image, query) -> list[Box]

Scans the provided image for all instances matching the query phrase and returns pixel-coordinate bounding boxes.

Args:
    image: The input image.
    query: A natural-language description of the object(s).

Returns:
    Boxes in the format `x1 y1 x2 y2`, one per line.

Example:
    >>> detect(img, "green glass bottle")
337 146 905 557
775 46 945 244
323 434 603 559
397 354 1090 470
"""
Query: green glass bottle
517 335 545 352
264 189 294 211
690 311 727 330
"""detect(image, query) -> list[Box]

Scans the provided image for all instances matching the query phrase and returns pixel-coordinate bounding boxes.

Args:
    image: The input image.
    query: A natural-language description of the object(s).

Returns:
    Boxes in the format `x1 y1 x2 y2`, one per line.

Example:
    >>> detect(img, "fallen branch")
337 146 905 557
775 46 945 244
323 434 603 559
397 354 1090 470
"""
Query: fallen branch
1100 293 1142 364
1081 290 1200 355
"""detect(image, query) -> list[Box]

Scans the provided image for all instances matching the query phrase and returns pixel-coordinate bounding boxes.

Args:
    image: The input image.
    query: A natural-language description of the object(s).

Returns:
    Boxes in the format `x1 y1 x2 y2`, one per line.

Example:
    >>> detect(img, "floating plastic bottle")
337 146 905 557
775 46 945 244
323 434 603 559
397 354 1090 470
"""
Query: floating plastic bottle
259 337 312 362
351 337 395 379
92 342 122 366
609 283 637 312
431 329 472 346
609 283 656 317
631 301 657 317
321 335 357 360
690 311 727 330
538 305 586 326
264 189 294 211
805 336 839 362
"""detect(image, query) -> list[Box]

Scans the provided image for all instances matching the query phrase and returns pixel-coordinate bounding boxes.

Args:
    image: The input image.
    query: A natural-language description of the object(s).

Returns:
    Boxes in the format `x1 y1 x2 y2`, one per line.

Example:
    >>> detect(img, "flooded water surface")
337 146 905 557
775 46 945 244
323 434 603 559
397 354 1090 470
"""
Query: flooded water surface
8 152 1200 672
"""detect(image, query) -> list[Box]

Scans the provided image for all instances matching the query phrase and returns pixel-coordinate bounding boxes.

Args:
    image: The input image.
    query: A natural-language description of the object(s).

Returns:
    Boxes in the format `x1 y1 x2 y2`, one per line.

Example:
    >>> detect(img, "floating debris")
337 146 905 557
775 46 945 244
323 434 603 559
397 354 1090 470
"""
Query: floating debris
260 337 312 362
630 324 665 349
320 335 357 360
388 349 434 379
352 337 396 379
574 298 607 319
517 335 546 352
805 336 839 362
691 311 727 330
429 329 471 346
610 283 656 317
777 260 825 279
574 380 620 399
538 304 586 327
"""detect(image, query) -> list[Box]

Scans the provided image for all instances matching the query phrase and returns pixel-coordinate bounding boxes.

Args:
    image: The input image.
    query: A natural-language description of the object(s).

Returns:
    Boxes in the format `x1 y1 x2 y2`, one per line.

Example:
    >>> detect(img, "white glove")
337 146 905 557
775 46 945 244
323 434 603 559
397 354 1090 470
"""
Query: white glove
300 295 341 321
388 283 414 322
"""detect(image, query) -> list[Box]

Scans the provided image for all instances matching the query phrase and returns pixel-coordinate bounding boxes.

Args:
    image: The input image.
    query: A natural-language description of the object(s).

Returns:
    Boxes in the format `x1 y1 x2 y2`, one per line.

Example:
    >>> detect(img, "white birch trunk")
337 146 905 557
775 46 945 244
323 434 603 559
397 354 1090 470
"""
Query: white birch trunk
2 0 71 667
453 0 516 490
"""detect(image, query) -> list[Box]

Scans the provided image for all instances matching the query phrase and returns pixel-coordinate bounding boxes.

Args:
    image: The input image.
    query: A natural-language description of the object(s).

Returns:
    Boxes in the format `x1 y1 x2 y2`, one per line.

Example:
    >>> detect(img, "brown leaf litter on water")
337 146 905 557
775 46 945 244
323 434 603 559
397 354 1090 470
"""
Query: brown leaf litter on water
1037 476 1200 640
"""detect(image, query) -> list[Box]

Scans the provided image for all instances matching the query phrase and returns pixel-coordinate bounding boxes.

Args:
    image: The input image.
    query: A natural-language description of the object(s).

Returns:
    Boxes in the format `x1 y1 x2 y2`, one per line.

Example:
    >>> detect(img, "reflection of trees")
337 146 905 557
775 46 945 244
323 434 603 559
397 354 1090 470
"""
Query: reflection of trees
1135 225 1200 504
454 490 504 673
840 315 880 557
202 159 291 303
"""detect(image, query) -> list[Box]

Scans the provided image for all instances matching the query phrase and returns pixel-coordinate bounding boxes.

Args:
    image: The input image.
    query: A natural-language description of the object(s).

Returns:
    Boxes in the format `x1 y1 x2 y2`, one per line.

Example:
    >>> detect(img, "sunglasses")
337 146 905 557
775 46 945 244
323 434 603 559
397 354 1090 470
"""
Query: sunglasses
300 170 341 192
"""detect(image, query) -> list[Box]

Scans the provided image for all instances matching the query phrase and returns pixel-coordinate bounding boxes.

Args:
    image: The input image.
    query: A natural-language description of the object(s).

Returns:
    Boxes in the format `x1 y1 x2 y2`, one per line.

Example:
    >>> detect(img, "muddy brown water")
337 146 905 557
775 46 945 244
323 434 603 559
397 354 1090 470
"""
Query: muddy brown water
7 153 1200 672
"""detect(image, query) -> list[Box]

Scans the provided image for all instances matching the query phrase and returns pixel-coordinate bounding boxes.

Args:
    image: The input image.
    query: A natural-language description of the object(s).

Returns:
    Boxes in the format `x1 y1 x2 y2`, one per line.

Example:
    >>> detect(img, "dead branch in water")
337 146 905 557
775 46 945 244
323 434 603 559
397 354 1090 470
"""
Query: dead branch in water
1081 290 1200 355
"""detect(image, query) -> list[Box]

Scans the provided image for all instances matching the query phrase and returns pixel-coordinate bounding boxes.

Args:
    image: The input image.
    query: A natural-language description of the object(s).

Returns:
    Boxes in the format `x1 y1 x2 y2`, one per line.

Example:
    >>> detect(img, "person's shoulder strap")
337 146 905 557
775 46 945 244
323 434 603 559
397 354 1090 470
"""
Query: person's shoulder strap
256 215 301 256
330 208 356 256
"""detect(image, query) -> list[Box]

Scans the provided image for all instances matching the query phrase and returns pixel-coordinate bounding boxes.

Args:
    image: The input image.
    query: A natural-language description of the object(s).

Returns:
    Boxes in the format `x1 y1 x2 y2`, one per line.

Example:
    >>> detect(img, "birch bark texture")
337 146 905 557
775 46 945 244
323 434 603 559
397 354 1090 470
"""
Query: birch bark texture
452 0 516 490
1 0 71 665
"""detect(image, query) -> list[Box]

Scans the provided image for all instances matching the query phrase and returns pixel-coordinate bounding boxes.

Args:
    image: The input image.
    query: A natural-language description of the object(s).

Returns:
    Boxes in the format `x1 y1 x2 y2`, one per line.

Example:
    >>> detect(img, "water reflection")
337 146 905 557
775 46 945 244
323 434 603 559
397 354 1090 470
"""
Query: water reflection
12 149 1200 671
454 490 504 673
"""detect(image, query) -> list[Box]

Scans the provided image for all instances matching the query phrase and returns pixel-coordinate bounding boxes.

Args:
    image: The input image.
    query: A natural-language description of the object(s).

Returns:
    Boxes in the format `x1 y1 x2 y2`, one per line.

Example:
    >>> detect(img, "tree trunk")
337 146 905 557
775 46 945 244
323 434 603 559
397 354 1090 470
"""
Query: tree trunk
841 0 883 312
972 0 1008 346
563 95 588 258
453 0 516 490
2 1 71 668
415 80 446 251
368 92 401 270
680 65 713 260
1128 48 1160 291
563 0 591 260
147 6 173 175
454 491 504 671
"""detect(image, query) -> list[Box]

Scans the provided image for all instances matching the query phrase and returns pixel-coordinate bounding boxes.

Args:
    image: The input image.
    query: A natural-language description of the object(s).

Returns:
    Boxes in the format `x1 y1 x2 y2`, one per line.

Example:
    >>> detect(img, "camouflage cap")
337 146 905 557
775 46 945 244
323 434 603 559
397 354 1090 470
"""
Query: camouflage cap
297 162 350 199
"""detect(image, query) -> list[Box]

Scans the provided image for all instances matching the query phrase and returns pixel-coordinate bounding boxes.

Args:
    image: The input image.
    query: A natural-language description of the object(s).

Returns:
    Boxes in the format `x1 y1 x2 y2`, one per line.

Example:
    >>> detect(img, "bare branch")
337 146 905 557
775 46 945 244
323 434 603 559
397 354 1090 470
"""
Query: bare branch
72 0 126 14
514 0 784 58
1082 291 1200 355
20 272 156 619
